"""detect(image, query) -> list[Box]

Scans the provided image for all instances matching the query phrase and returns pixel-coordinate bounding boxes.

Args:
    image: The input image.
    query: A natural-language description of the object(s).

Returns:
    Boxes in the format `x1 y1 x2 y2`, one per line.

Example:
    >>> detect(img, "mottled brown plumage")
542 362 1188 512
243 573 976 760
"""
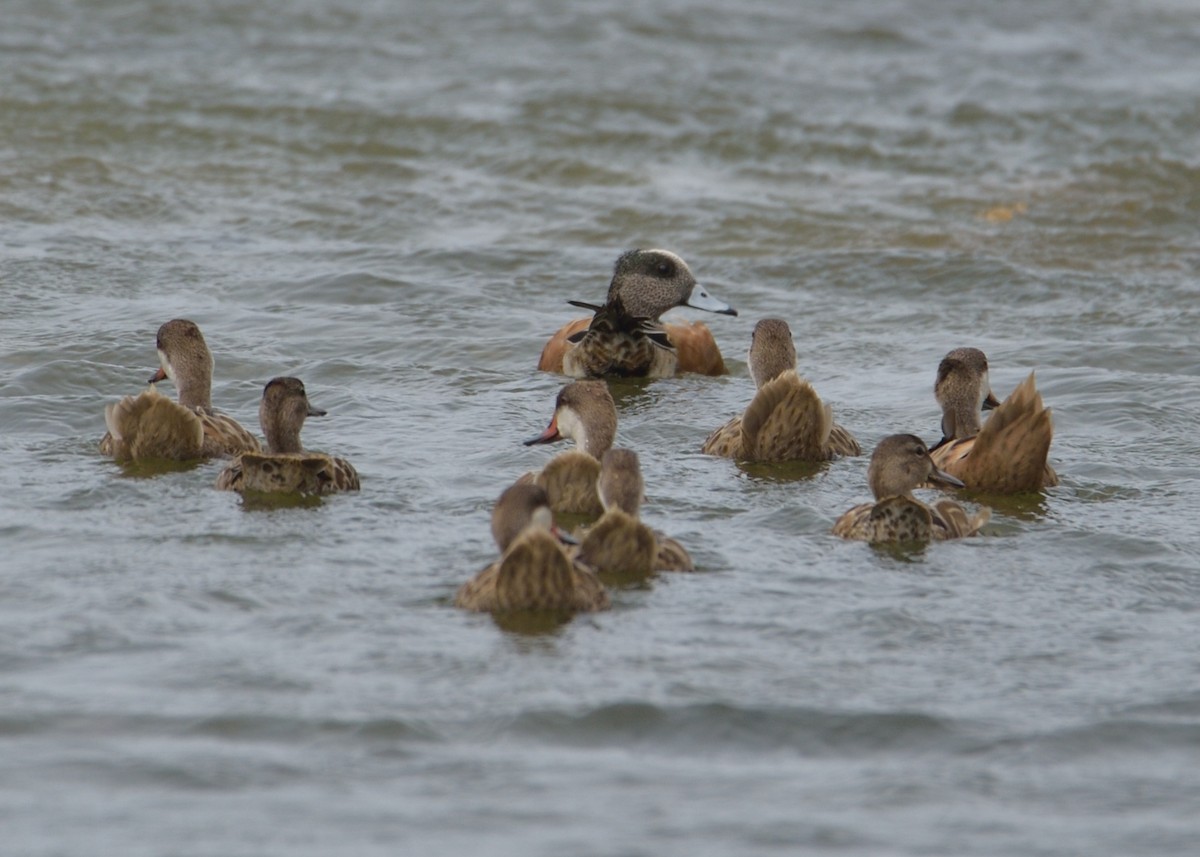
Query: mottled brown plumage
833 434 989 542
537 249 736 378
455 483 610 613
216 377 359 495
930 349 1058 492
100 319 260 461
702 318 860 461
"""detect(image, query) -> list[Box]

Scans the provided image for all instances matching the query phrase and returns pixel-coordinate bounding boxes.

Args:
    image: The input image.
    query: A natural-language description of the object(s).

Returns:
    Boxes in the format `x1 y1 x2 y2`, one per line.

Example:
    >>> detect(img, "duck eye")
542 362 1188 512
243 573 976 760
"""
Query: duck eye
655 261 674 276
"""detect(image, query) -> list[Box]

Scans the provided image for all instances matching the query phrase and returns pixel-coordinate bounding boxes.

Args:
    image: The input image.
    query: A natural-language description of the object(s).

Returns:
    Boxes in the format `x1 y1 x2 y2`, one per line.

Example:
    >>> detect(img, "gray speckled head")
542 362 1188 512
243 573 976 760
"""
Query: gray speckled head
597 448 644 516
152 319 215 410
867 433 963 500
259 376 326 454
935 347 999 441
606 249 736 320
491 482 555 552
748 318 798 388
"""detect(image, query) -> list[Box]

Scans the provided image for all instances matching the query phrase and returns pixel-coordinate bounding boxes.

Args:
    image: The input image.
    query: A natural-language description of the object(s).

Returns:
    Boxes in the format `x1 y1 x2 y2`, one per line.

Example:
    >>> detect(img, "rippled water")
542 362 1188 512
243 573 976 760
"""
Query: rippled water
3 1 1199 854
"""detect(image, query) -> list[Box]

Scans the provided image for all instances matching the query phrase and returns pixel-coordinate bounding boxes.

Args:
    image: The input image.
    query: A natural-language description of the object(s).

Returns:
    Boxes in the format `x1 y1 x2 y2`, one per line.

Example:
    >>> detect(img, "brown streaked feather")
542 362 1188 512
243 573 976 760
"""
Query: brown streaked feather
700 415 743 457
575 509 657 578
216 451 359 495
198 411 261 458
534 450 603 517
929 499 990 539
101 389 205 461
833 496 935 542
454 530 610 613
930 372 1058 492
739 370 860 461
653 533 695 572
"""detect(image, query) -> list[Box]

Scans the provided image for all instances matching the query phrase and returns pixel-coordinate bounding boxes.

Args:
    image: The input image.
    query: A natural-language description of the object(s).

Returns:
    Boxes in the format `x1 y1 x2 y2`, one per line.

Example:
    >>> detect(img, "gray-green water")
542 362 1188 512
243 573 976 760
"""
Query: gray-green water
3 1 1199 854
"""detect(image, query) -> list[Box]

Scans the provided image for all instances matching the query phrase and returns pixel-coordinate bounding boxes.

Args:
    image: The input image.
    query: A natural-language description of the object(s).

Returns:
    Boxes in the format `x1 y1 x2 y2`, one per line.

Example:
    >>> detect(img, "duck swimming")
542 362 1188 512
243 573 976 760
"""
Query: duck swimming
215 377 360 495
521 380 617 517
702 318 860 461
100 319 260 461
833 433 990 542
454 483 611 613
574 448 695 576
538 249 737 379
929 347 1059 492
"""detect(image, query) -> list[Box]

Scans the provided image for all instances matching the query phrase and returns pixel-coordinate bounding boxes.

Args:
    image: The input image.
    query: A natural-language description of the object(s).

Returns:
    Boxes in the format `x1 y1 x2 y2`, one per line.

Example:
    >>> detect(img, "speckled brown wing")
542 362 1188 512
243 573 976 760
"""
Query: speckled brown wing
931 372 1057 492
576 510 657 578
217 451 359 495
740 370 836 462
929 499 990 539
535 450 603 517
833 496 935 542
701 415 744 458
198 411 261 458
457 530 610 613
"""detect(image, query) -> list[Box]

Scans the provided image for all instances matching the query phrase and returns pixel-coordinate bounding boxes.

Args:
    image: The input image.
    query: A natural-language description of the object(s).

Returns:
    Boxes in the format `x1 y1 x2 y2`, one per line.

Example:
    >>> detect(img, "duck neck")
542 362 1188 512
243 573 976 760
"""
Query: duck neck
942 397 982 440
262 411 304 454
175 371 213 412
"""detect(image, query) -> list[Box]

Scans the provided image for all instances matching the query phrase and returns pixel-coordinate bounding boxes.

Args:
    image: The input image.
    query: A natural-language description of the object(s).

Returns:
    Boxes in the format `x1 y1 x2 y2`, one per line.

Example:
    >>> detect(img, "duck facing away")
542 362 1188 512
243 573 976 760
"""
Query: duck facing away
833 434 990 542
538 249 737 379
520 380 617 517
930 347 1059 492
702 318 860 461
100 319 260 461
574 449 695 577
215 377 360 495
455 483 611 614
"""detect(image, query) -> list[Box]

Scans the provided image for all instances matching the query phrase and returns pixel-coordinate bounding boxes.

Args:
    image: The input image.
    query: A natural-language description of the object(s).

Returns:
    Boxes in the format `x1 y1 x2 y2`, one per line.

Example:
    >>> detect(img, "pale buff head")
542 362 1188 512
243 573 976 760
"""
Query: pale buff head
748 318 798 389
934 347 1000 441
151 319 215 410
524 380 617 459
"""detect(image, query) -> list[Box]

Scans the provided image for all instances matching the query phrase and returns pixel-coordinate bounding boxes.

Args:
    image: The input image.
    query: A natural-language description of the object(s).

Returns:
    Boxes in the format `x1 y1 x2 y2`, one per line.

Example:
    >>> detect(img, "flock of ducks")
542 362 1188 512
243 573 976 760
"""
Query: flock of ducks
100 248 1058 620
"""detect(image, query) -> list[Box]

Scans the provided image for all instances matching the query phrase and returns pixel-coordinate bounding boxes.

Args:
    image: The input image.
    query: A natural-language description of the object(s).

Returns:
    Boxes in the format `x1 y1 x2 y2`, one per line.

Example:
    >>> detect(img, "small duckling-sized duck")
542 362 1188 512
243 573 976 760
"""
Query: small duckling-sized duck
521 380 617 517
538 249 738 379
833 434 990 542
574 449 695 576
455 483 611 613
100 319 260 461
930 347 1059 492
702 318 860 461
215 377 360 495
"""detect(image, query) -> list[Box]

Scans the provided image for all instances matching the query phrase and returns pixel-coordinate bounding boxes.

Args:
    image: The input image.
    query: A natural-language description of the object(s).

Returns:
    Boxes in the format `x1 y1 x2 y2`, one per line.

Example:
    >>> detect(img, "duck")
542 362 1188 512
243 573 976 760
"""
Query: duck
454 483 611 613
702 318 861 461
537 249 737 379
215 377 360 495
833 433 990 542
574 448 695 576
929 347 1059 492
100 319 260 461
521 380 617 517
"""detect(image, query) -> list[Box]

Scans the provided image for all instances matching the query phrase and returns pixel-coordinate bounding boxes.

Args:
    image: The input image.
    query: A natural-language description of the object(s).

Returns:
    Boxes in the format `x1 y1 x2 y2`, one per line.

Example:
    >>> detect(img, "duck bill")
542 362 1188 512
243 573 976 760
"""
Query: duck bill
307 405 327 418
552 525 579 546
983 391 1000 411
524 416 562 446
927 467 965 489
147 366 168 384
684 283 737 316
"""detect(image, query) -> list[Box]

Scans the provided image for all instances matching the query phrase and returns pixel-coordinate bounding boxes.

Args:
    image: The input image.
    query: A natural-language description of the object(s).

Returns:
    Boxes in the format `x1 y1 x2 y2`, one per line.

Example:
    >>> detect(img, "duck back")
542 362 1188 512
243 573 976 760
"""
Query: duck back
102 389 205 461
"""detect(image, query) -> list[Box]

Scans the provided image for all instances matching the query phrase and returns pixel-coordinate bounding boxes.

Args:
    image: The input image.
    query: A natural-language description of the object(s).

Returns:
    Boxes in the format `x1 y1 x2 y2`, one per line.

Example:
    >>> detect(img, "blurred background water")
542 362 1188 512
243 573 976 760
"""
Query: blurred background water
2 1 1199 855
